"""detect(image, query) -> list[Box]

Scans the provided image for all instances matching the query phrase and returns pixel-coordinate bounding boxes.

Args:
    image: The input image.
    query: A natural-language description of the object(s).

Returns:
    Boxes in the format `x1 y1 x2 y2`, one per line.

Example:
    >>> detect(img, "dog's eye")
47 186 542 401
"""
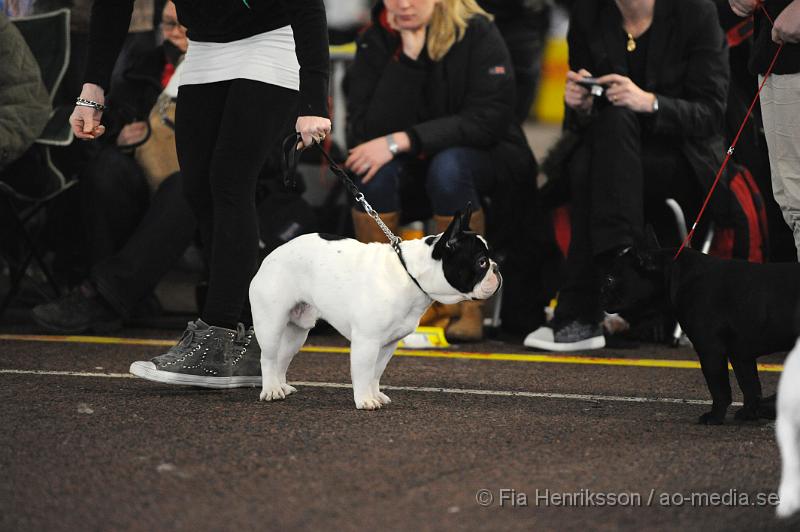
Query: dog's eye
478 257 489 269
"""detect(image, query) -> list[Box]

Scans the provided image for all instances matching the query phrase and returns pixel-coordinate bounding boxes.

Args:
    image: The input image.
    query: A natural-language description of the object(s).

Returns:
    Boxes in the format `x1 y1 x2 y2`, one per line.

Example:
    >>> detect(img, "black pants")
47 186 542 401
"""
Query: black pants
175 79 298 328
80 144 150 266
556 106 701 324
91 172 196 318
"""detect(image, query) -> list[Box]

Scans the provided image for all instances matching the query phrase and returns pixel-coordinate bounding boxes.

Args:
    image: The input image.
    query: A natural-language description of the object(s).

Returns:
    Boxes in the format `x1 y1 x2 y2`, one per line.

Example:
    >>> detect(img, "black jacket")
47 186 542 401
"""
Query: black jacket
101 44 180 144
86 0 329 117
345 2 536 188
566 0 730 195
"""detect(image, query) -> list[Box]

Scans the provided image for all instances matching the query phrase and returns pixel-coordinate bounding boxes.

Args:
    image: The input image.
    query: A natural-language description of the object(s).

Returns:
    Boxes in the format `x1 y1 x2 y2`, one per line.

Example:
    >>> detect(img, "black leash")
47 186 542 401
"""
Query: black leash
281 132 430 298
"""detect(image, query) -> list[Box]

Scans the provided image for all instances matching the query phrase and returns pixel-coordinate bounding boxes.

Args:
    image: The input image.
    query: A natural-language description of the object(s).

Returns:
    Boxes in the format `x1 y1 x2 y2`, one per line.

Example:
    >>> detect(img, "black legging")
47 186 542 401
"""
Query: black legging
175 79 299 329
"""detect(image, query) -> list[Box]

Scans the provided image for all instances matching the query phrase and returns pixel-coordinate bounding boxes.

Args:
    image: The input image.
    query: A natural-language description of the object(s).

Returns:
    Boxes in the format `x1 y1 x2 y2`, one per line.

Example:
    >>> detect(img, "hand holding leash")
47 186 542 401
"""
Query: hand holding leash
295 115 331 149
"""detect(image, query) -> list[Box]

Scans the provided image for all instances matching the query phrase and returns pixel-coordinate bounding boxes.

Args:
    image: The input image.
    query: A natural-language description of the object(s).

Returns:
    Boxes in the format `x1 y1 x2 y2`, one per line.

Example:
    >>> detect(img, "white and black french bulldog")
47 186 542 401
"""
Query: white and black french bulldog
249 208 501 410
777 336 800 519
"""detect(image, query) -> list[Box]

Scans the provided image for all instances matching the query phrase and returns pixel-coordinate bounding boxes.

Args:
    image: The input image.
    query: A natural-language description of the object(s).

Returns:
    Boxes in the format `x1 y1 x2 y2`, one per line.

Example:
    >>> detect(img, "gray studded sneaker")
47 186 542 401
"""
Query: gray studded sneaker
523 320 605 352
129 319 262 388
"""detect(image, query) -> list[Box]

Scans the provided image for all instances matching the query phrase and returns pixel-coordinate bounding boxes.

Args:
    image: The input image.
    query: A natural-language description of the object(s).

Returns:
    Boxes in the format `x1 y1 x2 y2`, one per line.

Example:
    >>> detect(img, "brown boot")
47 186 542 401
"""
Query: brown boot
433 208 486 342
445 299 485 342
352 209 399 243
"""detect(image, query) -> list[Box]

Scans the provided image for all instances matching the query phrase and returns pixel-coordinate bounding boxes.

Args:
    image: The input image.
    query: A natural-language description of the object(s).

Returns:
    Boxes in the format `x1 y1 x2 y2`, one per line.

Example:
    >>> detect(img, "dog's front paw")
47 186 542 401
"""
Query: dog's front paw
376 391 392 405
355 396 383 410
698 411 725 425
260 382 296 401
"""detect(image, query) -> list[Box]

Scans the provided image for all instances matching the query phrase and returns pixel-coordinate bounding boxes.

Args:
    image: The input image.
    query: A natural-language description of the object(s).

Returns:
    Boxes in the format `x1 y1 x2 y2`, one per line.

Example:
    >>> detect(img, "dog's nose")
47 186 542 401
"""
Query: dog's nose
492 263 499 274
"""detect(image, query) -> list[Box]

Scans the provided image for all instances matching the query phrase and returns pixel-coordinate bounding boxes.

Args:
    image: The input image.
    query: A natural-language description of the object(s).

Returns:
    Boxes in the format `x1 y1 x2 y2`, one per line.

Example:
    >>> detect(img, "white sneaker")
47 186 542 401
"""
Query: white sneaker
523 322 605 352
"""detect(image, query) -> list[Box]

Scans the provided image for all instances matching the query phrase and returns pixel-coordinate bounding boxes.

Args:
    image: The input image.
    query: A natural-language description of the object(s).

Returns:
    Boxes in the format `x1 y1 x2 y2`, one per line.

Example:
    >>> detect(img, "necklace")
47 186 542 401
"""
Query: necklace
626 32 636 52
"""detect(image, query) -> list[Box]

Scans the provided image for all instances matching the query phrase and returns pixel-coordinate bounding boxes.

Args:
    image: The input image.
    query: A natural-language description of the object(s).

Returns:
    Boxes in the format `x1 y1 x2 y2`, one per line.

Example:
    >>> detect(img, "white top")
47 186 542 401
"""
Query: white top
179 25 300 91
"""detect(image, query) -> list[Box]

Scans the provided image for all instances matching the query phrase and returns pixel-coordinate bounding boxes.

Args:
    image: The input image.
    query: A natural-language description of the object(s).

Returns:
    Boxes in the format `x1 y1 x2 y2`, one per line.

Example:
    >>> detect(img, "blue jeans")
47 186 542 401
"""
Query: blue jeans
353 146 495 216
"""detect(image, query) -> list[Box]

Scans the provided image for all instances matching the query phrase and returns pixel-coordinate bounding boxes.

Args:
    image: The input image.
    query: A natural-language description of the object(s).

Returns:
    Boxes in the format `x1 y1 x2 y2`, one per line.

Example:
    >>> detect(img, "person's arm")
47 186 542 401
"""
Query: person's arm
277 0 330 118
277 0 331 147
648 1 729 138
773 0 800 44
729 0 758 17
562 6 597 130
408 21 515 154
0 14 51 171
70 0 134 140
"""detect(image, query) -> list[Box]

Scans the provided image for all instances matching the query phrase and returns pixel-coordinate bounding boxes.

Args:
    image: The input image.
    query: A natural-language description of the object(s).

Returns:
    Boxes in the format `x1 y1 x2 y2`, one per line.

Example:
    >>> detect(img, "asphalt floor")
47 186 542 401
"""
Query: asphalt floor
1 324 798 532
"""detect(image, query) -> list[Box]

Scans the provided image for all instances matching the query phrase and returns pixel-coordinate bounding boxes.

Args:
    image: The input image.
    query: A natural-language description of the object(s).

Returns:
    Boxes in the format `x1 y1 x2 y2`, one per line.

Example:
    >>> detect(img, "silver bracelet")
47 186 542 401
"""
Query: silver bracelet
75 98 106 112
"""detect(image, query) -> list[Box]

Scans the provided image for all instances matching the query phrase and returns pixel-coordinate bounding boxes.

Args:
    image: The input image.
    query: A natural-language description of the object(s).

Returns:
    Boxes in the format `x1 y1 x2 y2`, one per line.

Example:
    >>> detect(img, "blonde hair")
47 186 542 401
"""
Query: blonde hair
426 0 492 61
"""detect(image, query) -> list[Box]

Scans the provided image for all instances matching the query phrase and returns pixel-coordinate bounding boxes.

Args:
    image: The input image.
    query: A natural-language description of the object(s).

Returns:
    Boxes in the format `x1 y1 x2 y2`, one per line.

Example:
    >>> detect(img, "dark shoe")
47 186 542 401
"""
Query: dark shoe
31 282 122 334
523 320 605 352
129 319 261 388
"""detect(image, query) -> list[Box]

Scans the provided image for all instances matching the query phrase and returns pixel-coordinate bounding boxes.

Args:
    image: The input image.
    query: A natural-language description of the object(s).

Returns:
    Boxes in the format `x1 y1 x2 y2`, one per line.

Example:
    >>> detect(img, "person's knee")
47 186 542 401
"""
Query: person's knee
426 148 475 197
353 160 401 212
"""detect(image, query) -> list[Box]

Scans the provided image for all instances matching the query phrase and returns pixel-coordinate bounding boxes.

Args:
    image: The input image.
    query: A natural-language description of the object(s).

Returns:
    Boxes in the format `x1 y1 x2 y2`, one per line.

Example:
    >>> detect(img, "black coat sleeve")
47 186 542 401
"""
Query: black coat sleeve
652 1 728 138
410 22 516 154
345 27 429 147
277 0 330 118
84 0 135 91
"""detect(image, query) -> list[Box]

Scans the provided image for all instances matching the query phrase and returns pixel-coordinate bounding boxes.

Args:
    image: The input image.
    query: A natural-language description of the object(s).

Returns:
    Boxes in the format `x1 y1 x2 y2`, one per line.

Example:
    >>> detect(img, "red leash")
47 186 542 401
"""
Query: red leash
674 3 783 259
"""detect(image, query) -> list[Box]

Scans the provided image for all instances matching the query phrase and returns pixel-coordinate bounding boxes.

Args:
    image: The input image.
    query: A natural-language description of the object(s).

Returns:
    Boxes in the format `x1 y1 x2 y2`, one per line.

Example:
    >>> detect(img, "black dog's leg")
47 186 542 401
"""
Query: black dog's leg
730 355 763 421
698 350 732 425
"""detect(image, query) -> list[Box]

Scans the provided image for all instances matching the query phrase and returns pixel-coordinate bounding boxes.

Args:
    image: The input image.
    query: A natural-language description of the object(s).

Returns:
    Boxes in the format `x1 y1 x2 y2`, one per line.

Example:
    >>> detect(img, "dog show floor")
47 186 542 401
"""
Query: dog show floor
1 327 797 532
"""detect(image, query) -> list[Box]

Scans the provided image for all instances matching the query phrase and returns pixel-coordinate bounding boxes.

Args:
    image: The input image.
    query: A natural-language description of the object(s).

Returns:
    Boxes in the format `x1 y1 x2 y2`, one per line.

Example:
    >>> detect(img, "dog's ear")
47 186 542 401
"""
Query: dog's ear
433 208 467 259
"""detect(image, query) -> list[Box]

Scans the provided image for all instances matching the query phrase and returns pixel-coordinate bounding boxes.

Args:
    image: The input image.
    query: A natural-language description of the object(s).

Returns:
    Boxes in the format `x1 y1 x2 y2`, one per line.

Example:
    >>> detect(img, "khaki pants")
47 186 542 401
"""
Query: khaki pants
760 72 800 260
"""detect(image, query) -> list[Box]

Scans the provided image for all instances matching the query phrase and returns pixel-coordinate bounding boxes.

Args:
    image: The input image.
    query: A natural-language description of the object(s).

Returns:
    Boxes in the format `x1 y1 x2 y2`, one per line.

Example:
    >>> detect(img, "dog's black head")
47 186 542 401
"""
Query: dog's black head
600 246 669 316
428 206 501 300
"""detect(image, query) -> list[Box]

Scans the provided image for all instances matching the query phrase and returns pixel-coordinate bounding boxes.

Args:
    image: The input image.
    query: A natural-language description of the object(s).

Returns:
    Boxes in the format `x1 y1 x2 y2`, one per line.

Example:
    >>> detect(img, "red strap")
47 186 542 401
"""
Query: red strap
674 3 782 260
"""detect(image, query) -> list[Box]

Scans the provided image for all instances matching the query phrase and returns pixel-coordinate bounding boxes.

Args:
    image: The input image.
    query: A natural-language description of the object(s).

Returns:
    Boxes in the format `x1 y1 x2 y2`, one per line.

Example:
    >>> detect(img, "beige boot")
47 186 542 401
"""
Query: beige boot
352 209 399 243
434 209 487 342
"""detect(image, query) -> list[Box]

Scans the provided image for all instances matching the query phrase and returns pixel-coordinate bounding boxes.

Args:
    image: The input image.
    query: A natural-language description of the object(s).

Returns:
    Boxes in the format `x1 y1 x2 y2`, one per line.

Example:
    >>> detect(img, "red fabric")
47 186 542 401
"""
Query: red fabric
553 205 571 259
726 17 754 48
711 228 736 259
161 62 176 89
729 174 764 262
742 167 769 245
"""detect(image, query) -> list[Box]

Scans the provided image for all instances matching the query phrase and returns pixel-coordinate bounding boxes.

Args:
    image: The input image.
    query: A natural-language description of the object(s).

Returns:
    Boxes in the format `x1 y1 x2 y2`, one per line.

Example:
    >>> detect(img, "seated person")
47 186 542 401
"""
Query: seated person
524 0 730 351
79 0 186 266
344 0 537 342
0 10 51 196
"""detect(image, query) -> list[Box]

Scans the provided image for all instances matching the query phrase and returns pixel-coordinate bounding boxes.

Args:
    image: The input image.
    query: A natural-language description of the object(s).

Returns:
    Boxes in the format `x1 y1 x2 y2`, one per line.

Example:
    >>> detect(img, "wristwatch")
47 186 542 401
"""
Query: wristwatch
386 134 399 155
652 95 659 113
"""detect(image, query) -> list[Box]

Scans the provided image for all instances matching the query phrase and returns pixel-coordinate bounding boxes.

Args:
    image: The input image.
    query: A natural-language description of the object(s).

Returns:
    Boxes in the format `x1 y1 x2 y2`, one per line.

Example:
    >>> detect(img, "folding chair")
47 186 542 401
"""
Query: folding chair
0 8 74 317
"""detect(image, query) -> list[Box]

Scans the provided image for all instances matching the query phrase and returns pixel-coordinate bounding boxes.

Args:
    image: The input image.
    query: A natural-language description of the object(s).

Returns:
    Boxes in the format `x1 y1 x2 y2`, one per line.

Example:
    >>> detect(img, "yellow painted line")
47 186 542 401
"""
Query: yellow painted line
0 334 784 372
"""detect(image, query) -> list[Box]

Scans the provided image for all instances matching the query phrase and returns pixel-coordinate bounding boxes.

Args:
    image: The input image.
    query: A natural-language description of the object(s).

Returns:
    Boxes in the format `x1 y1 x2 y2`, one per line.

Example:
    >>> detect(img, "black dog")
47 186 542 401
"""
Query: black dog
602 246 800 424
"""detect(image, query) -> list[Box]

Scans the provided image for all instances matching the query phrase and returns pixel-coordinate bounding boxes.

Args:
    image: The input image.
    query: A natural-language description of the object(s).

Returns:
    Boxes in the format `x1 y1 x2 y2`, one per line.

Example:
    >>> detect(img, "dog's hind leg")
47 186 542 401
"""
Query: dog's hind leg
777 410 800 518
696 347 732 425
372 341 399 405
777 341 800 518
274 322 311 397
730 355 763 421
252 302 292 402
350 336 382 410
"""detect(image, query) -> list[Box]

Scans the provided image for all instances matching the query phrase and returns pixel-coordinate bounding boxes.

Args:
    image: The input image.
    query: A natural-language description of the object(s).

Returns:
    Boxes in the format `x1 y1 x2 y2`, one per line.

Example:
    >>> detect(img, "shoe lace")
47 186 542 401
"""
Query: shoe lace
159 321 203 364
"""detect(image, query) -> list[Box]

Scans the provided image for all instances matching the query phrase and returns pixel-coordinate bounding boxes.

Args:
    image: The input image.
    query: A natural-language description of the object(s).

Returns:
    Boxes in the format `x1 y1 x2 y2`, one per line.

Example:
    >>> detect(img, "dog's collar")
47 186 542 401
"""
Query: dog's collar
393 241 432 300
